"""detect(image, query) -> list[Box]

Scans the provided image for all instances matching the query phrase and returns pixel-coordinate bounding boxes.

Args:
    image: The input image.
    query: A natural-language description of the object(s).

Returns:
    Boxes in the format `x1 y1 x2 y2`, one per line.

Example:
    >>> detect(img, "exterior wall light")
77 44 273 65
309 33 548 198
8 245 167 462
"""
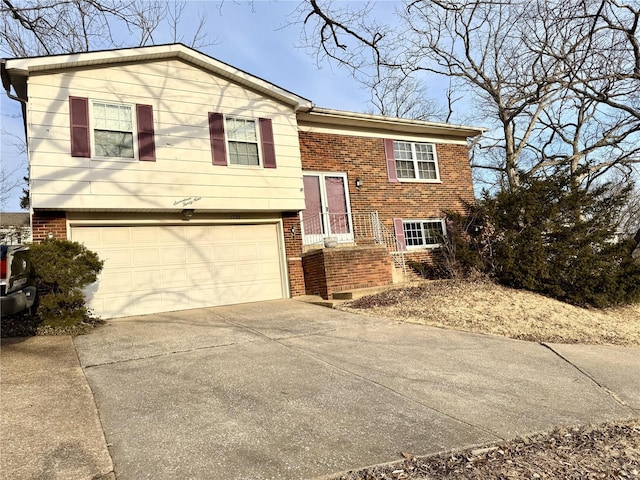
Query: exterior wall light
182 209 195 220
355 178 363 190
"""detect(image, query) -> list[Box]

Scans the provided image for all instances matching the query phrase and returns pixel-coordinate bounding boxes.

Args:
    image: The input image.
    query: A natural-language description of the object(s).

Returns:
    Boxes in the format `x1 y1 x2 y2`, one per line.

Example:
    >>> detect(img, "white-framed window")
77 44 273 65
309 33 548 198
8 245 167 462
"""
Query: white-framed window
403 219 446 248
394 141 439 181
92 101 135 158
226 116 260 166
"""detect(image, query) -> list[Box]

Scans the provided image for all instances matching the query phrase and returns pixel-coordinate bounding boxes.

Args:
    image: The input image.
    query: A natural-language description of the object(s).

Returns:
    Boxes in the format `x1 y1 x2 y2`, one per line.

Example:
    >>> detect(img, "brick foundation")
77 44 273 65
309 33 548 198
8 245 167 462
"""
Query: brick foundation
31 211 67 242
302 245 393 299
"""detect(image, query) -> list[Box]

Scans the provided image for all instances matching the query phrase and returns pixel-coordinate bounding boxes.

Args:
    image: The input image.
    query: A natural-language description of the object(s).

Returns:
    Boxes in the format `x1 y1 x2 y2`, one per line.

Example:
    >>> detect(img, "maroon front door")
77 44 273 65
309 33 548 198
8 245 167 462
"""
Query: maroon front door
302 173 352 244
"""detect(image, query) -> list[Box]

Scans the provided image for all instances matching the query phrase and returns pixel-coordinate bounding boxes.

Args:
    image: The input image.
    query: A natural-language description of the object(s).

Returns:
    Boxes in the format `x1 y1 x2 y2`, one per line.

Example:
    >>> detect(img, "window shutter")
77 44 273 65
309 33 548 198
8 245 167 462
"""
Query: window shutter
259 118 276 168
384 138 398 182
136 104 156 162
393 218 406 251
69 96 90 158
209 112 227 166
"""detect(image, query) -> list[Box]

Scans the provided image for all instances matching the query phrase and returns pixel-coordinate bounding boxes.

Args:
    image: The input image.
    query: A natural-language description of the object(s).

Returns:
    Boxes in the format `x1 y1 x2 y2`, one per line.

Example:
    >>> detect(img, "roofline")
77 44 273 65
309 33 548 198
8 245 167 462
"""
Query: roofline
2 43 314 110
297 107 486 138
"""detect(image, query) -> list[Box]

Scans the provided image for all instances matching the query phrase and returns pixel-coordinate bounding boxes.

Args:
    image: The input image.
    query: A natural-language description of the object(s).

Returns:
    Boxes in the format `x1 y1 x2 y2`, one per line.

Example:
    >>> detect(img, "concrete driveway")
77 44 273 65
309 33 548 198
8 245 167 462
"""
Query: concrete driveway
3 300 639 480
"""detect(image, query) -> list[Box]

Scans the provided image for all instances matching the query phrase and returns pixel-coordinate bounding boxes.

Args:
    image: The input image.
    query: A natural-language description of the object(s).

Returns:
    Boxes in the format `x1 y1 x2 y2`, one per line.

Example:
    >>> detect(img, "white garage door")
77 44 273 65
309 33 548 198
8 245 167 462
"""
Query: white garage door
71 223 284 318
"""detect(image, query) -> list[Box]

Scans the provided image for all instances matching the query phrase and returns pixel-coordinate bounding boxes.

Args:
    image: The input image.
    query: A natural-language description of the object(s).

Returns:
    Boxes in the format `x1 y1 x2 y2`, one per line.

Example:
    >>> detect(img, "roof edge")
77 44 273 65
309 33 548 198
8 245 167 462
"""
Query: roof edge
297 107 486 137
3 43 313 110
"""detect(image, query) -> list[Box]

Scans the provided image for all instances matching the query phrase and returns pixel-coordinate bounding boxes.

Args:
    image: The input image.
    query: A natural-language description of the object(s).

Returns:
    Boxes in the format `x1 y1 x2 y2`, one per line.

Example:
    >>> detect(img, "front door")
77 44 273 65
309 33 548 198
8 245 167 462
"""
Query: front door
301 173 353 245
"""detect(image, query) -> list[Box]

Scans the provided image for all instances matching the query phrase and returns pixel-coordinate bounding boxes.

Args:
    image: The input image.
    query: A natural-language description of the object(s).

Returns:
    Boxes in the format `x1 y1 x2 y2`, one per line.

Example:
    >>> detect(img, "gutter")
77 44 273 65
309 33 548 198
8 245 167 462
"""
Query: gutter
1 59 26 105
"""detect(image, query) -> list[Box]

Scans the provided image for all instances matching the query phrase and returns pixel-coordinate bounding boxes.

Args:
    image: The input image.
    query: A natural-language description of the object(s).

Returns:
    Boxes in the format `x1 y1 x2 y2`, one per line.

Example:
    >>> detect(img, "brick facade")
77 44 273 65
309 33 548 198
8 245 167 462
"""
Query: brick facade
296 131 475 267
31 211 67 242
302 245 393 299
282 212 305 296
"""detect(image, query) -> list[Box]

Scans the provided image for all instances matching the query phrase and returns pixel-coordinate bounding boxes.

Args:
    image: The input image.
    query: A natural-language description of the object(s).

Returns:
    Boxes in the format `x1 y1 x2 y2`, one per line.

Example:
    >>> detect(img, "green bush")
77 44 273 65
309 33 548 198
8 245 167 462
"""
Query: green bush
29 239 104 327
430 175 640 307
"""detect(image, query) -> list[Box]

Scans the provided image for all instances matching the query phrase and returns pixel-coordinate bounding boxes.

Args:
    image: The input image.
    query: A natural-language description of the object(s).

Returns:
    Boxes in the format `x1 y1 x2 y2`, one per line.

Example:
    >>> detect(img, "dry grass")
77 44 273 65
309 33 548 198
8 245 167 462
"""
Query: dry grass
337 281 640 480
342 279 640 347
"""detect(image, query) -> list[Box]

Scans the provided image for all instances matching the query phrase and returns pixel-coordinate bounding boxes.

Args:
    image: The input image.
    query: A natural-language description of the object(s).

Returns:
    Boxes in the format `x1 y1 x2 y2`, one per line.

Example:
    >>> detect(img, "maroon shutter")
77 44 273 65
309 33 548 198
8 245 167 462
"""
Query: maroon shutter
136 104 156 162
259 118 276 168
69 96 90 157
384 138 398 182
209 112 227 166
393 218 406 251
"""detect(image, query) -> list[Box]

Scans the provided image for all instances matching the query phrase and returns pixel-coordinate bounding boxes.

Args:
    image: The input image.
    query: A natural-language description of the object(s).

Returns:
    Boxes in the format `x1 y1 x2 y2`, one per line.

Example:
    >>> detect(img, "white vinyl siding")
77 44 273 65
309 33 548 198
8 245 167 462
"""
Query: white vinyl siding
403 219 446 248
26 59 305 212
71 223 284 318
394 141 439 181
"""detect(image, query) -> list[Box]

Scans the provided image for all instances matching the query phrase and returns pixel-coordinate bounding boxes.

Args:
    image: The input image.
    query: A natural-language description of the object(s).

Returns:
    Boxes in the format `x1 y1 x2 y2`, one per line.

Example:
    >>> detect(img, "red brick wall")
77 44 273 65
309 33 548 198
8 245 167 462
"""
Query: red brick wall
298 131 475 266
302 246 393 299
31 211 67 242
282 212 306 296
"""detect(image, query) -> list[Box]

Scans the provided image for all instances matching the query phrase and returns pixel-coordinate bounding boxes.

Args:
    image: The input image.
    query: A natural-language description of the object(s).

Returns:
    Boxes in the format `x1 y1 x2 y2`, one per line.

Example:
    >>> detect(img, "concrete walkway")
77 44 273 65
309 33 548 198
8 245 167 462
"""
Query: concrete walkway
2 300 639 480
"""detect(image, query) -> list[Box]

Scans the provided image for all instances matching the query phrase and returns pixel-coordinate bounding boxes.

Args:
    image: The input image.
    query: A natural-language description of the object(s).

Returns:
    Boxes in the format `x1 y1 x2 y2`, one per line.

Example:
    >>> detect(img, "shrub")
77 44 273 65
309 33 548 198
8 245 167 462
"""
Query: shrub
428 175 640 308
29 239 104 327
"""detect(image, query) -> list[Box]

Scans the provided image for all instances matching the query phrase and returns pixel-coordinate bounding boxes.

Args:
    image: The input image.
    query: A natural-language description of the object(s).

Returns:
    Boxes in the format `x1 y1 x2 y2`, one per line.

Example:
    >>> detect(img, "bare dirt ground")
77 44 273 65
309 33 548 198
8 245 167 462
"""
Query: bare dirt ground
333 280 640 479
341 279 640 347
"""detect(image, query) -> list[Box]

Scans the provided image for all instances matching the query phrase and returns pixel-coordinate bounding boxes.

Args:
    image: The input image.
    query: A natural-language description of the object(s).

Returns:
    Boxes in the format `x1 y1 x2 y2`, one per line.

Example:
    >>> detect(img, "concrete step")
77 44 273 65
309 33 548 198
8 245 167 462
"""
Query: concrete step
331 283 412 301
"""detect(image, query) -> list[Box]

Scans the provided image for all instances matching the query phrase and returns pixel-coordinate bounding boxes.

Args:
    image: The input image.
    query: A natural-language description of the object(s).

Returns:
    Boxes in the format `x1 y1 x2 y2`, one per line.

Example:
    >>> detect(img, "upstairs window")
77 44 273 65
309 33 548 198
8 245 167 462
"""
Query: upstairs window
392 141 439 181
226 117 259 166
69 96 155 161
93 102 134 158
208 113 276 168
402 219 446 248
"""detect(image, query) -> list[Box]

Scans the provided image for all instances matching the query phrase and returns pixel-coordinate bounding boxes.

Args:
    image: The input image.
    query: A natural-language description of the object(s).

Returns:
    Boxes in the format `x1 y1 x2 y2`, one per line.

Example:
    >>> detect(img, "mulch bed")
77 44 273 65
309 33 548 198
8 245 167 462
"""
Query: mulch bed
330 421 640 479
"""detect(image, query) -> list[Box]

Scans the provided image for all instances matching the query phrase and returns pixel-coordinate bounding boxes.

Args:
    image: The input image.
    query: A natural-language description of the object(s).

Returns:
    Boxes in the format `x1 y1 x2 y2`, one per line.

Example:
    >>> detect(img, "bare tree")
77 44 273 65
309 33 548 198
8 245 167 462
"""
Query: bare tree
296 0 640 191
0 0 212 57
365 69 444 120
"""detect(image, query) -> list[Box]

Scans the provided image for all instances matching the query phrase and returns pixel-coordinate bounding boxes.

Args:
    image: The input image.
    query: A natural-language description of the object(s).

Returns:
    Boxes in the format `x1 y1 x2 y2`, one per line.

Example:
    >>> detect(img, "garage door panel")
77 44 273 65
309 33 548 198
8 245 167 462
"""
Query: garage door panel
104 229 131 245
187 248 213 263
131 228 158 244
132 248 159 266
235 244 259 261
72 223 284 318
159 246 185 265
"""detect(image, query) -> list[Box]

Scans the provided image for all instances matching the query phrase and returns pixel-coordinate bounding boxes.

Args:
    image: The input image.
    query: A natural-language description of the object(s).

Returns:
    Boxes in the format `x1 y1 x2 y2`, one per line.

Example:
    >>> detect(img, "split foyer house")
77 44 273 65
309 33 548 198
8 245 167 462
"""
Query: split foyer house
1 44 483 319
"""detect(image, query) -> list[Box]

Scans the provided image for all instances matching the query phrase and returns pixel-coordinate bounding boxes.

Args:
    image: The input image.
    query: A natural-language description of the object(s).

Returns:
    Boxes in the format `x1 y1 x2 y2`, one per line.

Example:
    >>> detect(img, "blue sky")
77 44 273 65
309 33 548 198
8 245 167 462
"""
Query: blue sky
1 1 400 211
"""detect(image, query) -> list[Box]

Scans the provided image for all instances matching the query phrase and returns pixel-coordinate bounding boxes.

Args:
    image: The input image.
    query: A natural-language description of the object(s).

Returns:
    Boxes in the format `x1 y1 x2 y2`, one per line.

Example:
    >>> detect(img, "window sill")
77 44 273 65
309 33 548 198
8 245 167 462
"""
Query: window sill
405 244 443 250
227 163 262 169
397 179 442 184
91 156 137 163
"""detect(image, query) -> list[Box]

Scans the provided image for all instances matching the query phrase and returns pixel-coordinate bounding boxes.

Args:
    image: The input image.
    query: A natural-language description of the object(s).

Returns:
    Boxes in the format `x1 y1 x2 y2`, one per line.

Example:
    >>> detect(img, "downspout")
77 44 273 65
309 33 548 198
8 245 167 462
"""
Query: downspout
2 59 31 223
1 59 27 105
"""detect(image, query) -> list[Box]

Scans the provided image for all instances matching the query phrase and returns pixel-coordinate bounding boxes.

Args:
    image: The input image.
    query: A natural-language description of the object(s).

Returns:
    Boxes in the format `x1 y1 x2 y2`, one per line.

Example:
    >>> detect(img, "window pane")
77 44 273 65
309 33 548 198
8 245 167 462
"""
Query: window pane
95 130 134 158
417 162 437 180
229 141 259 166
226 117 257 142
414 143 434 161
422 221 444 245
393 141 413 160
403 222 424 247
396 160 416 179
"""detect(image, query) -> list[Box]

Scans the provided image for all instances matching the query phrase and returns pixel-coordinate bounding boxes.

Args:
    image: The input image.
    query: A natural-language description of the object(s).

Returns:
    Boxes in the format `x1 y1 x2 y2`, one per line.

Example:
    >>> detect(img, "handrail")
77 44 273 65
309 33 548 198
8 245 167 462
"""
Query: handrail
299 211 407 272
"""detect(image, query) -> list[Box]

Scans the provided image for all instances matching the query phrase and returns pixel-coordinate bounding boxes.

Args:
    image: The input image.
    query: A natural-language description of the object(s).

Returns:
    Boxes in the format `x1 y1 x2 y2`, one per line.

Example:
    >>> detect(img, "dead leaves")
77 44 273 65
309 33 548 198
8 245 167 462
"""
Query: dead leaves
331 421 640 480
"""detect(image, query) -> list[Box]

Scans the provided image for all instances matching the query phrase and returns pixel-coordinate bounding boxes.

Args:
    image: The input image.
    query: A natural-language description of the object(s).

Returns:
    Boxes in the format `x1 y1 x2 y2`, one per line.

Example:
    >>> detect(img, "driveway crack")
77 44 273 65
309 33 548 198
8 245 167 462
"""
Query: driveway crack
540 343 630 409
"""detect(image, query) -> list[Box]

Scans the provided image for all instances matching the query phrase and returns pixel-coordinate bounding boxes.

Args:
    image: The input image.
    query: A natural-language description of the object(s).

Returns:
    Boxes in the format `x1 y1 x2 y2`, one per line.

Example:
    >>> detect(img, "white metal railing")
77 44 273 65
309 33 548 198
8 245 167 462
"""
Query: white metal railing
299 211 406 272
